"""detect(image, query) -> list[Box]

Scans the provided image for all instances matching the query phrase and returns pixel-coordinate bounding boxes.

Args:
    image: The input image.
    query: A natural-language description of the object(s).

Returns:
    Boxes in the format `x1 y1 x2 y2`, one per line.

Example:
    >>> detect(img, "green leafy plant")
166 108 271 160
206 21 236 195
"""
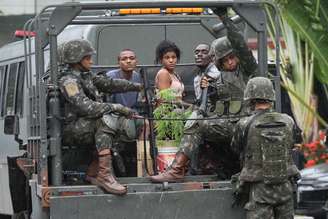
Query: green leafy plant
266 1 328 142
274 0 328 84
153 89 191 146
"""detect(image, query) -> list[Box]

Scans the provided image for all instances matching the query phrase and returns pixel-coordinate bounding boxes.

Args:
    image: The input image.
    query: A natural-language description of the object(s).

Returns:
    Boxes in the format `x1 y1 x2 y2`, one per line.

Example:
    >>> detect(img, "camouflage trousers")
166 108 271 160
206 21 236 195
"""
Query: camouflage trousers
62 115 143 151
179 113 236 158
245 181 294 219
63 117 114 151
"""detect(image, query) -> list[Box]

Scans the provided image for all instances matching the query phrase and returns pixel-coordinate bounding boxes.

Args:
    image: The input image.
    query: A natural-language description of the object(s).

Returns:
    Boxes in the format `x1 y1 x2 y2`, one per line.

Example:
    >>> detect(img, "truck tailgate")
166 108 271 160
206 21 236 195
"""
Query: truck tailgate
49 177 245 219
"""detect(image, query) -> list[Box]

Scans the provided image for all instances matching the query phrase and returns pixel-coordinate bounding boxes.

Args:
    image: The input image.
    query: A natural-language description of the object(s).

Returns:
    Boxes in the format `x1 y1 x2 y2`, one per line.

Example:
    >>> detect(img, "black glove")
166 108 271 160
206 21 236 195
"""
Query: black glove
95 70 107 76
212 7 228 19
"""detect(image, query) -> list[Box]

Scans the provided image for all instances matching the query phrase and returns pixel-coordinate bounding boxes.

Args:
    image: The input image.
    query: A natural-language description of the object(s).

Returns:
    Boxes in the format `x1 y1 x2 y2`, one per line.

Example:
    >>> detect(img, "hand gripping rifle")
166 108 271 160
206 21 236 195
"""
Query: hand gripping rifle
198 65 220 116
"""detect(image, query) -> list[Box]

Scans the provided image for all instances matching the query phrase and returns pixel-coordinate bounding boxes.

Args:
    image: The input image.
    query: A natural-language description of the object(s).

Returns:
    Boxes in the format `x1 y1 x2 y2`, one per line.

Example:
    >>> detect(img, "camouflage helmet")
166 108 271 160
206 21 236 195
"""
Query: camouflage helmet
210 36 233 60
244 77 275 102
57 42 66 65
63 39 96 64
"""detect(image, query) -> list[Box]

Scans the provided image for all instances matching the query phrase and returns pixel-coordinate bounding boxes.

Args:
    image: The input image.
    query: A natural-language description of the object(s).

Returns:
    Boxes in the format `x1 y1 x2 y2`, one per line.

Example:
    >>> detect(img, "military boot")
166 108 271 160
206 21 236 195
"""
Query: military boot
91 149 127 195
150 152 189 183
85 158 98 183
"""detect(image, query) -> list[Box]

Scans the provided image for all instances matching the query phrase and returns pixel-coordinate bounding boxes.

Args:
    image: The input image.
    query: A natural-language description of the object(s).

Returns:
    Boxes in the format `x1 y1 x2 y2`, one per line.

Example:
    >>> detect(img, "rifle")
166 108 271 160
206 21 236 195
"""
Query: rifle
139 67 158 174
199 86 209 115
198 64 220 115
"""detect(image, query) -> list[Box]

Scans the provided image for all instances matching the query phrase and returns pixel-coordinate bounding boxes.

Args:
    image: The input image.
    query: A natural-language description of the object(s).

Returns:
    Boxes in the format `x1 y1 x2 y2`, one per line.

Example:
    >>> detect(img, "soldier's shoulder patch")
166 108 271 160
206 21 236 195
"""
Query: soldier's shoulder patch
63 78 80 97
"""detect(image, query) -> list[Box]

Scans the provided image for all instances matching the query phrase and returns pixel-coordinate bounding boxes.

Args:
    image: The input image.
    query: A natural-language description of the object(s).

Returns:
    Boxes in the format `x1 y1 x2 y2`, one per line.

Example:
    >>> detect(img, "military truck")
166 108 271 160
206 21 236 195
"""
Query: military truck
0 0 282 218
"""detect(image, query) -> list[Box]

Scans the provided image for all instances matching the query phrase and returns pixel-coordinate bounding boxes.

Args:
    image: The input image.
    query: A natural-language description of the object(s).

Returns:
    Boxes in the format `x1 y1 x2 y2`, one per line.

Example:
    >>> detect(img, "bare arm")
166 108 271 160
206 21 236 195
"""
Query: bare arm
156 69 172 91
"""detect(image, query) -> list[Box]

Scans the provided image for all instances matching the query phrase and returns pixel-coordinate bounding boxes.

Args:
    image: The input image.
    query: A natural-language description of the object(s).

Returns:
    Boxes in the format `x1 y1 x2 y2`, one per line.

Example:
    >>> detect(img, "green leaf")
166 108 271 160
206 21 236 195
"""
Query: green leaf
266 2 328 141
153 88 190 143
279 0 328 84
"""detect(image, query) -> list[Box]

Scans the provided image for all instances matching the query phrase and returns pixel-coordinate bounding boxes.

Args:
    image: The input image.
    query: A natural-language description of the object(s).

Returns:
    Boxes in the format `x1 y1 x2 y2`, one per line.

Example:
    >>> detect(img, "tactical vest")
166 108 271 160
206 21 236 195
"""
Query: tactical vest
239 112 299 184
213 71 245 116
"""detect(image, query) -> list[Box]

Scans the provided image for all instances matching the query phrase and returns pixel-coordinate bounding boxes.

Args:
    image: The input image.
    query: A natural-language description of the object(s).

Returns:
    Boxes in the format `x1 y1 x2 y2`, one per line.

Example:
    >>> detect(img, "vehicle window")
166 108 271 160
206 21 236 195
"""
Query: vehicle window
0 65 8 117
97 25 164 65
97 23 215 66
0 66 4 103
166 25 215 63
15 62 25 115
5 63 18 115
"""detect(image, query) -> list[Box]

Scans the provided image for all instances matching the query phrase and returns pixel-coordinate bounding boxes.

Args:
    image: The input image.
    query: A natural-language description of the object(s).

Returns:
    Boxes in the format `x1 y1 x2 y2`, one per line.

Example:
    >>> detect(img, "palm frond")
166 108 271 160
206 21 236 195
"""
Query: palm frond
266 4 328 141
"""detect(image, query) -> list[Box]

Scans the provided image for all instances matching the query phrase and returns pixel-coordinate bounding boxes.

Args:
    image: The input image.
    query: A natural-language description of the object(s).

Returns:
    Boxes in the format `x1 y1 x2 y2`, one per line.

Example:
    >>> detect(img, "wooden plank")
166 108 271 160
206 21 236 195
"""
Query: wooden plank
136 140 154 176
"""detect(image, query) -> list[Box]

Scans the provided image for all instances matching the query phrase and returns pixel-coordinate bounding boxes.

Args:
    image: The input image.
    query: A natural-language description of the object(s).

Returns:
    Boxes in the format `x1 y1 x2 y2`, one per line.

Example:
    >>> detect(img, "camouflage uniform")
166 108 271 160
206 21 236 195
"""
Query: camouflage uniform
231 77 300 219
179 16 257 164
59 39 142 195
150 16 257 183
59 68 141 150
190 63 221 174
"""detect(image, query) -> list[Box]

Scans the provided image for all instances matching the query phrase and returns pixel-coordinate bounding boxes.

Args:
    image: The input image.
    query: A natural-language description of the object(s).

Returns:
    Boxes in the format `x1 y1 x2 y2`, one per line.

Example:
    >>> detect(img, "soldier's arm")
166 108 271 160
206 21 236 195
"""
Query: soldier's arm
60 76 134 117
231 122 243 155
231 115 252 155
93 74 142 94
59 75 112 118
222 17 258 77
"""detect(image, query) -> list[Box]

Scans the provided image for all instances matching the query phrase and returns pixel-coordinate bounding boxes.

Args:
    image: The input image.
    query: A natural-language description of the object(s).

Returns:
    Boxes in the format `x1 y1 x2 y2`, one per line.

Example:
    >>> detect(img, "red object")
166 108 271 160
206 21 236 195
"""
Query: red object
157 147 178 172
319 130 326 141
15 30 36 38
247 38 286 50
305 159 316 168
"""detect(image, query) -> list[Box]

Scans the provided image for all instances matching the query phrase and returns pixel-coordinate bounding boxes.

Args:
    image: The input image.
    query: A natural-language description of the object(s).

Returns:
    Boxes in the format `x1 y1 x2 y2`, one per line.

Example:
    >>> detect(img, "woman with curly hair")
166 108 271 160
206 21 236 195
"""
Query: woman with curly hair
155 40 184 100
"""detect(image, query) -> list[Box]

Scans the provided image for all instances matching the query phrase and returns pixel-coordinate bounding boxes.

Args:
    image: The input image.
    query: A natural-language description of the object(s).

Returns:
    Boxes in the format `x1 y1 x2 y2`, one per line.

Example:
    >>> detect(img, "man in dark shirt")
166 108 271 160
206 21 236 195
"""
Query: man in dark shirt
106 49 141 109
106 49 149 176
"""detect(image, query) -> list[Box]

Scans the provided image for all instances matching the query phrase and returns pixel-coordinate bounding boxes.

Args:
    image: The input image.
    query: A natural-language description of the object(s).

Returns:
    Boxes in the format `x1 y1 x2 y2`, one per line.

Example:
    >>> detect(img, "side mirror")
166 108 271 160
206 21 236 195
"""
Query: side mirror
4 115 19 135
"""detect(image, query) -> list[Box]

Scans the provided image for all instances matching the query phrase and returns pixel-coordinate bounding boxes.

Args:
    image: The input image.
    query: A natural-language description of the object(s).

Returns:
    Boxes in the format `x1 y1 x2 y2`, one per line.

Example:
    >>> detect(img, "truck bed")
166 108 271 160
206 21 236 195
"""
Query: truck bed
31 176 245 219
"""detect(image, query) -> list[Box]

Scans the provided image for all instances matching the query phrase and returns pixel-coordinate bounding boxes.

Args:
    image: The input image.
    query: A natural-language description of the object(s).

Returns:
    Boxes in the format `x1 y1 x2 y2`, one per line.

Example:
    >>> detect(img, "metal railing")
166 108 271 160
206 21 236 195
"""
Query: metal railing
23 0 280 186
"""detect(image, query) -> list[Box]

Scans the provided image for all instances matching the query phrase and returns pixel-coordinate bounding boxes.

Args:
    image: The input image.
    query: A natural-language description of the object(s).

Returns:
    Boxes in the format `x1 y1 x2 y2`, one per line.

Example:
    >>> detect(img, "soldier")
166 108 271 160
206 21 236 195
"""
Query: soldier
149 9 256 183
59 39 143 195
231 77 300 219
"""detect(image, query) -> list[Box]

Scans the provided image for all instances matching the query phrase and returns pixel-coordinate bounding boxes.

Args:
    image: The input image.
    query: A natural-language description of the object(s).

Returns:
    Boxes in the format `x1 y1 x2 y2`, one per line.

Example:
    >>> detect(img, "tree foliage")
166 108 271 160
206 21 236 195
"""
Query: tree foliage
266 0 328 142
275 0 328 84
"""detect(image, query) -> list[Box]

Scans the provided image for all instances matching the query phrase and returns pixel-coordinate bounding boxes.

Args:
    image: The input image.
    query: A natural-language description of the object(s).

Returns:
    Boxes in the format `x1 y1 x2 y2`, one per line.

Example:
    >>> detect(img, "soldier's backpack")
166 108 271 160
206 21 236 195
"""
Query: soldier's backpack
244 111 291 184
